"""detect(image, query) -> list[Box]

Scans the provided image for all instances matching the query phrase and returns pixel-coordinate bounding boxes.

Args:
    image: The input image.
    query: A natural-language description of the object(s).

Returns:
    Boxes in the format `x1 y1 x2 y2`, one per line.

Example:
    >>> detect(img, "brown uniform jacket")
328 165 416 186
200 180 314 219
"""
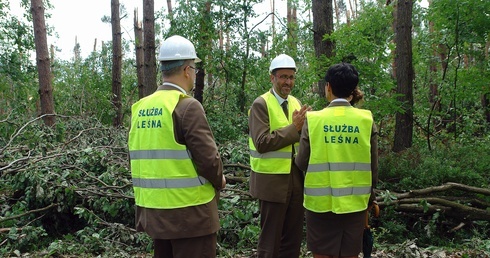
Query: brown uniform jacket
294 101 379 201
248 91 305 203
135 85 223 240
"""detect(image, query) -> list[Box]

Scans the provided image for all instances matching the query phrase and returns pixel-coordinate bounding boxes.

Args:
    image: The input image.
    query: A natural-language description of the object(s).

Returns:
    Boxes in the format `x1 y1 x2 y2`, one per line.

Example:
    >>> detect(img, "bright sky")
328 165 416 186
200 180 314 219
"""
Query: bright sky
9 0 167 59
8 0 281 60
9 0 426 60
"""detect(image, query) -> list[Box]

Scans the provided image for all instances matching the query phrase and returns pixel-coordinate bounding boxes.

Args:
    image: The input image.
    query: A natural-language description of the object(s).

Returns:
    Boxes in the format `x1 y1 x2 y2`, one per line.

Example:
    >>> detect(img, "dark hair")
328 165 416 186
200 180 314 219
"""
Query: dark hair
324 63 360 99
161 59 192 77
349 87 364 105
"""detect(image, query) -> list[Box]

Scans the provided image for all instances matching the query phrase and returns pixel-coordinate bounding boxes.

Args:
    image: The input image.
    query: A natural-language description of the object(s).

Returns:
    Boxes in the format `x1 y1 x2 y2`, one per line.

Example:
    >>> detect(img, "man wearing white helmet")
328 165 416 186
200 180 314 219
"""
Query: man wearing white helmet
128 35 226 258
248 54 311 257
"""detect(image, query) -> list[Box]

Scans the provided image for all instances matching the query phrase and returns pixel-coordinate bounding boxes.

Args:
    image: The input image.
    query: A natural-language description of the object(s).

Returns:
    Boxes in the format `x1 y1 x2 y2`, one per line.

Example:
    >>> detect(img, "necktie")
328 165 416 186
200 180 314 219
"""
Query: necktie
281 100 288 119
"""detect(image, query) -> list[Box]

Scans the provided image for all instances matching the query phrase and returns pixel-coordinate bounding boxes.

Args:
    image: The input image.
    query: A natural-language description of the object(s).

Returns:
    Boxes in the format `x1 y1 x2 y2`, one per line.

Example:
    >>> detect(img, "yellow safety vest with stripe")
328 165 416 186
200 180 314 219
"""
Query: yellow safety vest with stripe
249 92 301 174
128 90 215 209
304 106 373 214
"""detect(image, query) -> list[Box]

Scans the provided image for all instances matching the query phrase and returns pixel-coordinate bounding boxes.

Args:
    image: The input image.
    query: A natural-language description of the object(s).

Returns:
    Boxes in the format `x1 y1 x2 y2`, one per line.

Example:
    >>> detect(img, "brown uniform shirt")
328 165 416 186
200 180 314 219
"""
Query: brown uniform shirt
248 92 304 203
294 101 379 200
135 85 224 240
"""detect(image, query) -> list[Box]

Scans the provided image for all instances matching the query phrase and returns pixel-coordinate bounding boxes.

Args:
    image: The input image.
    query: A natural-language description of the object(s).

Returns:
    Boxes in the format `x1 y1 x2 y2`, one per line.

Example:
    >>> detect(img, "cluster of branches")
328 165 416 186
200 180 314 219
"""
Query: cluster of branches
1 115 489 248
376 183 490 222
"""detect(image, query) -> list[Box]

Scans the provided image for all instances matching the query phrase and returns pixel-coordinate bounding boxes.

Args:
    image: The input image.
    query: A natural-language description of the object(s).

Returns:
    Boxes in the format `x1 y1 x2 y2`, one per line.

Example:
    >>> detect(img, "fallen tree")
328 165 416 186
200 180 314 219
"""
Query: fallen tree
375 182 490 221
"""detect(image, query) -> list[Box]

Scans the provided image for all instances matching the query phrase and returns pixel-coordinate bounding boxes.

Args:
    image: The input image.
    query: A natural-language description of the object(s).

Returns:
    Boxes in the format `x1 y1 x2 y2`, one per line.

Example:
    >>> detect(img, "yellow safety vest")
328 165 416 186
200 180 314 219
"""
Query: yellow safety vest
128 90 215 209
304 106 373 214
249 92 301 174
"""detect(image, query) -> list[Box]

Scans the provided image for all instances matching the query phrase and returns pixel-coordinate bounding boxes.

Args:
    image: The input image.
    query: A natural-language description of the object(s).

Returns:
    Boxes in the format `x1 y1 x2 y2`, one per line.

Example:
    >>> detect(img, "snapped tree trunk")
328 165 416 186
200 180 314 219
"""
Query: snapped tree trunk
111 0 123 127
393 0 414 152
143 0 157 96
30 0 55 127
134 9 145 100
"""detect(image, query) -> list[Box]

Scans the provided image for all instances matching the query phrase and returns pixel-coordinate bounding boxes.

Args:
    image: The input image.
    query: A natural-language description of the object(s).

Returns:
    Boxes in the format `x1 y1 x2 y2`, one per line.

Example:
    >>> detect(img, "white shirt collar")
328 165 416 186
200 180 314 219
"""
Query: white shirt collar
272 88 288 105
162 82 187 94
331 98 349 103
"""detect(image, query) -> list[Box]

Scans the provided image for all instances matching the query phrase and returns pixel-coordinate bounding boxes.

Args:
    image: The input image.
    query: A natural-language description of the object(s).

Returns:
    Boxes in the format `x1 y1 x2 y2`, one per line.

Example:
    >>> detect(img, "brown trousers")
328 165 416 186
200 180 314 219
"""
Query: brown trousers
153 233 217 258
257 175 305 258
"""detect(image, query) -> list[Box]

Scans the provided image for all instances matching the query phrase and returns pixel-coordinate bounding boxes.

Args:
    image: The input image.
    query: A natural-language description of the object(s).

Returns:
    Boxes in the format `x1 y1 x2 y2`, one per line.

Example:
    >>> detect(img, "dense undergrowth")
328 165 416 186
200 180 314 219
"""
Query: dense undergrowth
0 116 489 257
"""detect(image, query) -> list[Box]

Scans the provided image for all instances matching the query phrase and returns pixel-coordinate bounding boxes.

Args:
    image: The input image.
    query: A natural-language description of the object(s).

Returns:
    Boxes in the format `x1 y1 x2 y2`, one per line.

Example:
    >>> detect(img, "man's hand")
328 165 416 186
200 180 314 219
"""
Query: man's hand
292 105 312 131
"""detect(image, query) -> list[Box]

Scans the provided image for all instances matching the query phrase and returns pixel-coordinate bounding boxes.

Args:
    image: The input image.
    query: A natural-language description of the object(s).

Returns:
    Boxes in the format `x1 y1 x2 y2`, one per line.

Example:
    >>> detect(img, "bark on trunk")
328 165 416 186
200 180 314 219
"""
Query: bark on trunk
31 0 55 126
287 1 297 52
134 9 145 99
393 0 414 152
194 2 212 104
143 0 157 96
312 0 334 97
377 182 490 221
111 0 123 127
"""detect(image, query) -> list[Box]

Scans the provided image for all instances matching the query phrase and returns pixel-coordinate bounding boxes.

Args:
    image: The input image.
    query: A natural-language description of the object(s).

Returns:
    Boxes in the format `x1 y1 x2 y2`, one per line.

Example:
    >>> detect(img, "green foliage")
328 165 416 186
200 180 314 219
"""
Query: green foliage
2 0 490 256
0 116 137 255
379 140 489 190
218 195 259 252
377 139 490 248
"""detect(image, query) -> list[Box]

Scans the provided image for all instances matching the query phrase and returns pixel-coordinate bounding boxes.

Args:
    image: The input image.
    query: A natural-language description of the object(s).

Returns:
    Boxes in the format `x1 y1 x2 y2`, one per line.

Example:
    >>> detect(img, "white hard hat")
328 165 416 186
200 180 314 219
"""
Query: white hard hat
157 35 201 63
269 54 296 73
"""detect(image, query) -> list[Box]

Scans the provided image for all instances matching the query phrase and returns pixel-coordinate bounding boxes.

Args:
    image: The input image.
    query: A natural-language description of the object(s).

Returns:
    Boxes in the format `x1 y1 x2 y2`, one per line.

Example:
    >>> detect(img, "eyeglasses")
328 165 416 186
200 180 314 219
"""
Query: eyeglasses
187 66 199 74
276 74 296 81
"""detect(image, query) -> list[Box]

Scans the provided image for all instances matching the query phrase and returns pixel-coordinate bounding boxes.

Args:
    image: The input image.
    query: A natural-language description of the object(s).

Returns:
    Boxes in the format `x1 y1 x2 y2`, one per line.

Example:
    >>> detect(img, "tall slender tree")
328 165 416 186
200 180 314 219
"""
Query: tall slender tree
286 0 297 52
30 0 55 126
194 1 212 104
143 0 157 96
111 0 123 127
312 0 334 96
134 9 145 99
393 0 414 152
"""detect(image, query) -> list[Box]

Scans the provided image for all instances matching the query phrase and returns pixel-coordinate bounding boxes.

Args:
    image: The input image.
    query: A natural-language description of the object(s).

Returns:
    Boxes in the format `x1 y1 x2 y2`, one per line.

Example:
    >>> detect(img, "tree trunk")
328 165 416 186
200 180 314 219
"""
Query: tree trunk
134 9 145 100
166 0 175 30
376 182 490 221
485 39 490 124
143 0 157 96
334 0 340 24
111 0 123 127
271 0 275 40
194 1 212 104
482 93 490 124
312 0 334 97
428 21 439 105
393 0 414 152
30 0 55 126
166 0 173 14
348 0 355 19
287 0 297 53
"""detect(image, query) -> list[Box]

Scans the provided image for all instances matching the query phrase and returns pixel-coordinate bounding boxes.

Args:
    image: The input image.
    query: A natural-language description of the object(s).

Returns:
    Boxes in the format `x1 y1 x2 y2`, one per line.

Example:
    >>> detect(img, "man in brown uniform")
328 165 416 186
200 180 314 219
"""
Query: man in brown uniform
248 54 311 258
129 35 226 258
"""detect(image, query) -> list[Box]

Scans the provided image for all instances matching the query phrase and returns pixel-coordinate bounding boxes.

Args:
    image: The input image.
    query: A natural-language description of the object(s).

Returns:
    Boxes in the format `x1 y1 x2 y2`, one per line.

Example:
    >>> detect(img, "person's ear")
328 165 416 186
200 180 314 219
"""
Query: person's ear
325 82 330 99
184 65 191 78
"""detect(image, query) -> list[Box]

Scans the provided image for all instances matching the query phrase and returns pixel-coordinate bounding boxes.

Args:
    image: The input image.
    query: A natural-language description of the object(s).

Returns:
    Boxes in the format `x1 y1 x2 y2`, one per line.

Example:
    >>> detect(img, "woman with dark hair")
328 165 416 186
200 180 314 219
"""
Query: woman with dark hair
295 63 378 258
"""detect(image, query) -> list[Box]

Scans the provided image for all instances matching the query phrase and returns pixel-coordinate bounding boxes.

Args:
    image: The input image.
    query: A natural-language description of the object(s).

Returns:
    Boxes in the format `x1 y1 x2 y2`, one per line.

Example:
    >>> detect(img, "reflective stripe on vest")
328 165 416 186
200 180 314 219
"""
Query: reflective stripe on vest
248 92 301 174
304 186 371 196
129 90 215 209
132 176 208 188
130 149 191 160
249 150 291 159
306 162 371 172
304 106 373 214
